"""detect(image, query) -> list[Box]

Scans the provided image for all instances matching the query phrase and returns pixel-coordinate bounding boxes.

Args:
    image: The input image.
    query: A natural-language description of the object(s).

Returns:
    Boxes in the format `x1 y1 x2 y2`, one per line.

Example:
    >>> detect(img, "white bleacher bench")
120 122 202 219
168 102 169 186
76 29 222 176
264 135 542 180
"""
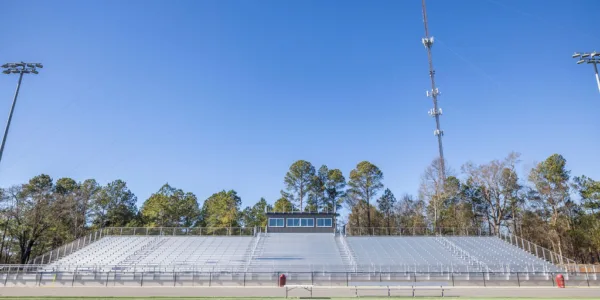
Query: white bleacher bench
285 285 313 298
350 281 448 297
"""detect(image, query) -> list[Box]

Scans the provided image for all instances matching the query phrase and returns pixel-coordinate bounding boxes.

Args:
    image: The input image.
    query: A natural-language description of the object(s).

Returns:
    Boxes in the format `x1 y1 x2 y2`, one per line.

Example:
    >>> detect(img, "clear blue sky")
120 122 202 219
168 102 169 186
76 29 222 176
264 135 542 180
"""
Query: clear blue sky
1 0 598 210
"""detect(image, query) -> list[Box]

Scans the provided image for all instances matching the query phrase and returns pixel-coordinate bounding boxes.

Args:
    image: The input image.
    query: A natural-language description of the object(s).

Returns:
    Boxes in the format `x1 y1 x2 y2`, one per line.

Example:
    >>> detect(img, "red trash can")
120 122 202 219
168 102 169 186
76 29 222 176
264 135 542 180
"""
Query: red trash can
556 274 565 288
279 274 287 287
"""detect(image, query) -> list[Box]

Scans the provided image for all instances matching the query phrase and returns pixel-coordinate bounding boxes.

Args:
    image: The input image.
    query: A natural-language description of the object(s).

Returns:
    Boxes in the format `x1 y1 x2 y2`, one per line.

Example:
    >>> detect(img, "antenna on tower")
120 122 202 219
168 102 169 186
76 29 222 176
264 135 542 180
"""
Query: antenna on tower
421 0 446 183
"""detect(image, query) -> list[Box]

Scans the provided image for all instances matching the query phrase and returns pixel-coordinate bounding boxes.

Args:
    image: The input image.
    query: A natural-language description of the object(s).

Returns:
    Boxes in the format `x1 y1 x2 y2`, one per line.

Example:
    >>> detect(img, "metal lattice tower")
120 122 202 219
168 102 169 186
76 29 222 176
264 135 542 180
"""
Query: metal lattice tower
421 0 446 182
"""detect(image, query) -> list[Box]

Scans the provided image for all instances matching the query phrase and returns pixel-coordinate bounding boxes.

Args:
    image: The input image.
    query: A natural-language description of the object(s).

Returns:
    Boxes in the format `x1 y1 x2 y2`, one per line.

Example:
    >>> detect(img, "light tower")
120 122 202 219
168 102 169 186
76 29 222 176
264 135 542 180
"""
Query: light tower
0 62 43 166
572 52 600 93
421 0 446 182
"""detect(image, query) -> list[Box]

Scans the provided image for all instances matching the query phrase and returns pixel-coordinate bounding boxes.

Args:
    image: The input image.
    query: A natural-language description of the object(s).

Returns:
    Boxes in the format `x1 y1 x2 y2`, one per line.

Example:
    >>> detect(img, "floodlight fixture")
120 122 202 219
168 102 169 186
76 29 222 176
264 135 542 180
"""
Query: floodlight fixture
0 61 44 166
573 51 600 93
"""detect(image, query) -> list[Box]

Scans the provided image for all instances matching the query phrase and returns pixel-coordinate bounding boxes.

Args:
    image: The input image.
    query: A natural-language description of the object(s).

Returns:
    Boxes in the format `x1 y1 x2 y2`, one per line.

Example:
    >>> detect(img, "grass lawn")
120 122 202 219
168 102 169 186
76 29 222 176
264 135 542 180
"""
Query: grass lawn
0 297 600 300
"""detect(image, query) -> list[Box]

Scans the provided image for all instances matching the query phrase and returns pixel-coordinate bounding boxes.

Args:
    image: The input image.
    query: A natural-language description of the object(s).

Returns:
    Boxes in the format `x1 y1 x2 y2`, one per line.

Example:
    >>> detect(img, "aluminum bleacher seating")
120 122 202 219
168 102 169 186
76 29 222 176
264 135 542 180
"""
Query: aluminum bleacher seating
446 236 561 272
346 236 466 272
247 233 346 272
45 232 562 274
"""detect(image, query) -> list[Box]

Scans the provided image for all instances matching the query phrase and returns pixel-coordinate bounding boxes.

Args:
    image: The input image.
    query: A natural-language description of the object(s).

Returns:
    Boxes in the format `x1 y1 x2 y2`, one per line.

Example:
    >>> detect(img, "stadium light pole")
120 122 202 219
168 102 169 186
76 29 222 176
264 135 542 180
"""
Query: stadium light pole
0 62 43 167
572 52 600 93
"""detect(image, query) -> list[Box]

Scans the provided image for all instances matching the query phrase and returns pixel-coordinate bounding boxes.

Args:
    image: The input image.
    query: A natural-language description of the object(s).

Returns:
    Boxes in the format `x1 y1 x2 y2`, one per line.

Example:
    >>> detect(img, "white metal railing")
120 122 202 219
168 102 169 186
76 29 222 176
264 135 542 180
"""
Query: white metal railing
346 227 490 236
338 234 357 272
499 233 577 272
100 227 255 236
4 263 583 274
29 229 104 266
244 233 262 272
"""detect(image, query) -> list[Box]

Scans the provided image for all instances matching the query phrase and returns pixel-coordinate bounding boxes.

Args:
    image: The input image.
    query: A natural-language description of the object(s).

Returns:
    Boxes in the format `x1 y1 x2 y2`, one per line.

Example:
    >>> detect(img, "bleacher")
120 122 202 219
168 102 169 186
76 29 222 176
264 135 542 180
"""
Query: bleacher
347 236 467 271
50 237 154 270
446 236 561 272
248 233 347 272
45 232 562 274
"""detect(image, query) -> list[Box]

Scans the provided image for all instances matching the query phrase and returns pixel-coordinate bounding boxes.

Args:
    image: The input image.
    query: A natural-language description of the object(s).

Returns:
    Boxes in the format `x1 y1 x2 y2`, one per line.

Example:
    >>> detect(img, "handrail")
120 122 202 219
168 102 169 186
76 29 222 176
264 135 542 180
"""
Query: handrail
29 229 103 265
499 233 577 271
345 227 489 236
1 263 577 274
244 233 262 272
100 227 256 236
435 235 490 272
338 234 358 272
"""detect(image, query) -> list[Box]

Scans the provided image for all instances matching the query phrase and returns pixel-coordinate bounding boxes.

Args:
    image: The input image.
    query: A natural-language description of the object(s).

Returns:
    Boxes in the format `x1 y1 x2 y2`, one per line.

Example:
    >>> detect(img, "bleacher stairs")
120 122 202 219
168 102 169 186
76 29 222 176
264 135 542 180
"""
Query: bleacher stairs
335 234 357 272
116 236 169 270
434 235 488 272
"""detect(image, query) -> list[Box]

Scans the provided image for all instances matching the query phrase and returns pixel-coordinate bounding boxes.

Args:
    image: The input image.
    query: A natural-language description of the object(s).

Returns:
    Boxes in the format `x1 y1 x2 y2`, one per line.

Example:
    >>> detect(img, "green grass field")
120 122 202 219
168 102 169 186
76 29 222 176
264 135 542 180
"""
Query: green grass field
0 296 600 300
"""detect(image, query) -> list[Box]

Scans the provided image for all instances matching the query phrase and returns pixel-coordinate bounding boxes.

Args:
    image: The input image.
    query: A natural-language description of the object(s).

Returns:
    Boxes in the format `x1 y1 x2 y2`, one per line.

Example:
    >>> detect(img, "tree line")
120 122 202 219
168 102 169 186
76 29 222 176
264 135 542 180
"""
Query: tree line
1 153 599 264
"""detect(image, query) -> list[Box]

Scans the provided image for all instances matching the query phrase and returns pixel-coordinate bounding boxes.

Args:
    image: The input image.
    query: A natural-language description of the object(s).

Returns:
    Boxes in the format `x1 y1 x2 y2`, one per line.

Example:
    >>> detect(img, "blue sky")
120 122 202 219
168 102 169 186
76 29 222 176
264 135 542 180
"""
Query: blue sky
0 0 598 210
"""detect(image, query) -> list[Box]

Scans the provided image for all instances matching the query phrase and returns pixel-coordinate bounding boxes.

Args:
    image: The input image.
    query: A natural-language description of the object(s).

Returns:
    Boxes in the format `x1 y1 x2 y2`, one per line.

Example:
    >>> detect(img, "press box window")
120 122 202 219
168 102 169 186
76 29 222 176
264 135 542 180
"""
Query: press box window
287 218 314 227
268 218 284 227
301 218 314 227
287 218 300 227
317 218 333 227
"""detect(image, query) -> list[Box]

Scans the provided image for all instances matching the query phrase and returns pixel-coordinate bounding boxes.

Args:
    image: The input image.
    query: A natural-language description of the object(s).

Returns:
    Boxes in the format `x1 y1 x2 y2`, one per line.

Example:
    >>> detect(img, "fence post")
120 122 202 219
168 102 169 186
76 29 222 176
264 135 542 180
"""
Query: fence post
516 272 520 287
35 270 42 287
72 267 78 287
482 272 486 287
585 270 590 287
451 273 454 287
4 266 11 286
209 272 212 287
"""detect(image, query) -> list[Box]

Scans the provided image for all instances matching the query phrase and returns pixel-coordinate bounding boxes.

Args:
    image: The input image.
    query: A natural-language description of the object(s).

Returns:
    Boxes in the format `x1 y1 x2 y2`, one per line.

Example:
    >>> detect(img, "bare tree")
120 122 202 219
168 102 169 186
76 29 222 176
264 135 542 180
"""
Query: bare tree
461 152 521 236
419 158 452 231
